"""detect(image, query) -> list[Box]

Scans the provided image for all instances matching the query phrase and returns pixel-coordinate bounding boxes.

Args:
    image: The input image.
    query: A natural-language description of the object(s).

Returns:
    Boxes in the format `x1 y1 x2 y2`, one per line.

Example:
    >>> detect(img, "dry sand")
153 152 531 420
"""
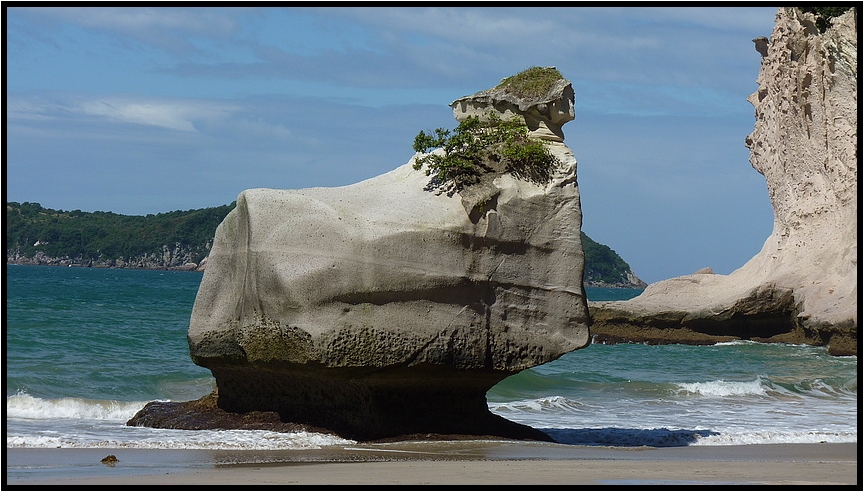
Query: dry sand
6 441 858 487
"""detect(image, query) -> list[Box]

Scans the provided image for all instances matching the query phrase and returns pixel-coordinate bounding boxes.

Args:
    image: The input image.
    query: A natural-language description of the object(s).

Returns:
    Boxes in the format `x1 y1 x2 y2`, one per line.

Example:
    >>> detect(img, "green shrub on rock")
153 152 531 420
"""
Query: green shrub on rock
412 113 559 193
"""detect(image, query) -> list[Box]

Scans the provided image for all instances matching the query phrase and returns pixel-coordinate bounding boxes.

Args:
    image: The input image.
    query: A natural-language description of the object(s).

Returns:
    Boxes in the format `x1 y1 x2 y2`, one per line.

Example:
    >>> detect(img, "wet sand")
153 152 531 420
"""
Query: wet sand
6 441 858 486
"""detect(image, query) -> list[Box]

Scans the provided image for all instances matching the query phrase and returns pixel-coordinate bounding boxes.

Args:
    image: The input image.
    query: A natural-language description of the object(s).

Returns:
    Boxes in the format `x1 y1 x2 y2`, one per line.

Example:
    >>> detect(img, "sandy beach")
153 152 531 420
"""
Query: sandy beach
6 441 858 487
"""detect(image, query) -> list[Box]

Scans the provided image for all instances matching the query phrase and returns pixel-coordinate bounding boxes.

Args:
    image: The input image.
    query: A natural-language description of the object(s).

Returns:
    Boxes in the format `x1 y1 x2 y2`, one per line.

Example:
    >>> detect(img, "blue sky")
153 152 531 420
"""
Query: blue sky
5 6 779 284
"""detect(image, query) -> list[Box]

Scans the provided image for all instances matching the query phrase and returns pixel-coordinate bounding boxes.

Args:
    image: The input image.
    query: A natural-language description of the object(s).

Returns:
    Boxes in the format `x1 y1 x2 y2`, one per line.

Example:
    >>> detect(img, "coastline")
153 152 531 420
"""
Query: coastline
6 442 858 486
5 258 205 272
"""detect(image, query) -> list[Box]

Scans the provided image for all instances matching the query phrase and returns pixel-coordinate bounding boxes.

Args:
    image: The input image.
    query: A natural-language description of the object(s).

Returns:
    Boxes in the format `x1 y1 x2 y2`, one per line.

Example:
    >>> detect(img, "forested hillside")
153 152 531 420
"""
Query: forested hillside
5 202 234 270
581 232 646 287
6 202 645 286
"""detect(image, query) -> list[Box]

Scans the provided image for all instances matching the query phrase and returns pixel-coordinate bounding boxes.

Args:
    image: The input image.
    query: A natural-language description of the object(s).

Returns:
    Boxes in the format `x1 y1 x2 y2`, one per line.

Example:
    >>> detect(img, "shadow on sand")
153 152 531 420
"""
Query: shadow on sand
543 427 721 447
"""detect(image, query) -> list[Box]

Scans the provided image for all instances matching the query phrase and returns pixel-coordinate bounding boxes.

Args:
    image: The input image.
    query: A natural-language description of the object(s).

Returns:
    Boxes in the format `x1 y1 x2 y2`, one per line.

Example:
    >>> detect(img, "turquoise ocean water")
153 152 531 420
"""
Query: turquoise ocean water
5 264 857 454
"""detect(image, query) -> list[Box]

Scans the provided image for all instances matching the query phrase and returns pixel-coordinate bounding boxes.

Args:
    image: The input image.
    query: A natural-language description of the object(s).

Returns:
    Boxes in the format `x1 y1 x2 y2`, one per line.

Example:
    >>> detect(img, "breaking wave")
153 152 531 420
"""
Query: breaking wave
675 378 768 397
6 428 355 449
6 391 148 421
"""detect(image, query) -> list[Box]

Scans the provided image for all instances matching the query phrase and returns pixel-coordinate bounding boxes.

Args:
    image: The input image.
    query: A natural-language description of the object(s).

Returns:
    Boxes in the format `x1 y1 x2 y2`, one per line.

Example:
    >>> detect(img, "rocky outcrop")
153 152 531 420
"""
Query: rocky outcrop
590 7 858 356
6 244 204 271
130 73 590 440
451 67 574 142
584 268 647 289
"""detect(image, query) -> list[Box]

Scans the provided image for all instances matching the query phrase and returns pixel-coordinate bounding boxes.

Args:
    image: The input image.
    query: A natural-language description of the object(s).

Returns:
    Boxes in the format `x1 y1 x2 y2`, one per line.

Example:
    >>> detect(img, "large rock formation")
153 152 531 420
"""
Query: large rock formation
590 7 858 356
130 70 590 440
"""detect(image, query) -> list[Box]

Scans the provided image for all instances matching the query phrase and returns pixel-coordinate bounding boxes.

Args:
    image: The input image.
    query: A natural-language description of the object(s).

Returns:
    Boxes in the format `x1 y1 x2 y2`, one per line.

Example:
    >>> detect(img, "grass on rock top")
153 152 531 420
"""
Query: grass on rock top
495 67 564 99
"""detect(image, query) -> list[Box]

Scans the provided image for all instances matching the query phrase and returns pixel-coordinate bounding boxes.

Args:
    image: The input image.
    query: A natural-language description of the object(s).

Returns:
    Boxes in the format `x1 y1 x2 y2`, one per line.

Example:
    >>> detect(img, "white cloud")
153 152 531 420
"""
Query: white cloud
5 97 57 122
7 94 238 133
324 6 772 55
20 6 237 35
313 6 773 95
14 6 240 54
339 7 559 46
79 99 191 132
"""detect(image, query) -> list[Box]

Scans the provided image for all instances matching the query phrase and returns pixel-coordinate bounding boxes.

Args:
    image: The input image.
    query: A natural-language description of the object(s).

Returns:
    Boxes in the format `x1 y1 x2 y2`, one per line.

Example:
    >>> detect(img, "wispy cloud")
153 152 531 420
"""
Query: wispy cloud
326 7 563 48
7 94 238 132
79 99 216 132
13 6 240 54
323 6 774 89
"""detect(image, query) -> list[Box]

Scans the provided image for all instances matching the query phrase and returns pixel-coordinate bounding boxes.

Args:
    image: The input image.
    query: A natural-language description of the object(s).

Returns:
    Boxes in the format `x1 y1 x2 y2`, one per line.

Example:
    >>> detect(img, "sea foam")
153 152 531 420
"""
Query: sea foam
675 378 768 397
6 392 149 421
6 426 355 450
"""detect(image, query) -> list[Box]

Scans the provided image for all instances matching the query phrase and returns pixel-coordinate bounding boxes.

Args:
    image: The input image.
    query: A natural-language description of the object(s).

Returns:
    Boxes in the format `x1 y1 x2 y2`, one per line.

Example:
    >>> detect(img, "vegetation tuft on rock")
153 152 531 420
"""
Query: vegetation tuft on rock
495 66 564 100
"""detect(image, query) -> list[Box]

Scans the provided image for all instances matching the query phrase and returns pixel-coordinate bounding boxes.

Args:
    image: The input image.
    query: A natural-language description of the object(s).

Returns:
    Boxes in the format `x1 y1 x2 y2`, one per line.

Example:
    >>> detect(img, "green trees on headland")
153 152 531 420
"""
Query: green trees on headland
580 232 642 287
6 202 234 266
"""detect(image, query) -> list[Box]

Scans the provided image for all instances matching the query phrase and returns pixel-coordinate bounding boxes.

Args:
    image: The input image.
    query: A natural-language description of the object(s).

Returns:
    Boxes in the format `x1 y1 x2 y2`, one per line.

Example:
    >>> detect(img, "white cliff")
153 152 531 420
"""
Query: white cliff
590 7 857 355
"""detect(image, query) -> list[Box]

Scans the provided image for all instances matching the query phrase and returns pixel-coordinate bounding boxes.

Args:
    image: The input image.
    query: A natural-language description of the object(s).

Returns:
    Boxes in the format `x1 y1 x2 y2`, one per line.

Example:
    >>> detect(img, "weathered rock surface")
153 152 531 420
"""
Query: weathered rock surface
590 7 858 356
130 74 590 440
451 68 575 142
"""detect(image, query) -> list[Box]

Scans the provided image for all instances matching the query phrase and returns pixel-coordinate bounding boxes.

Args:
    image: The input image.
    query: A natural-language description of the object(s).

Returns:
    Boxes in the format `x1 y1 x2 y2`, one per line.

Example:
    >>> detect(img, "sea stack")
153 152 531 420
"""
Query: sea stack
130 68 591 440
590 7 858 355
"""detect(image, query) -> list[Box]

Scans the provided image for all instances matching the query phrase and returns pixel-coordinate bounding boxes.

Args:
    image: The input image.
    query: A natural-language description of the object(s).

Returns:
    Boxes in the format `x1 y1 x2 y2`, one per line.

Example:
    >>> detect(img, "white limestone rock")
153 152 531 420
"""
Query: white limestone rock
183 72 590 439
189 146 589 371
591 7 857 355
